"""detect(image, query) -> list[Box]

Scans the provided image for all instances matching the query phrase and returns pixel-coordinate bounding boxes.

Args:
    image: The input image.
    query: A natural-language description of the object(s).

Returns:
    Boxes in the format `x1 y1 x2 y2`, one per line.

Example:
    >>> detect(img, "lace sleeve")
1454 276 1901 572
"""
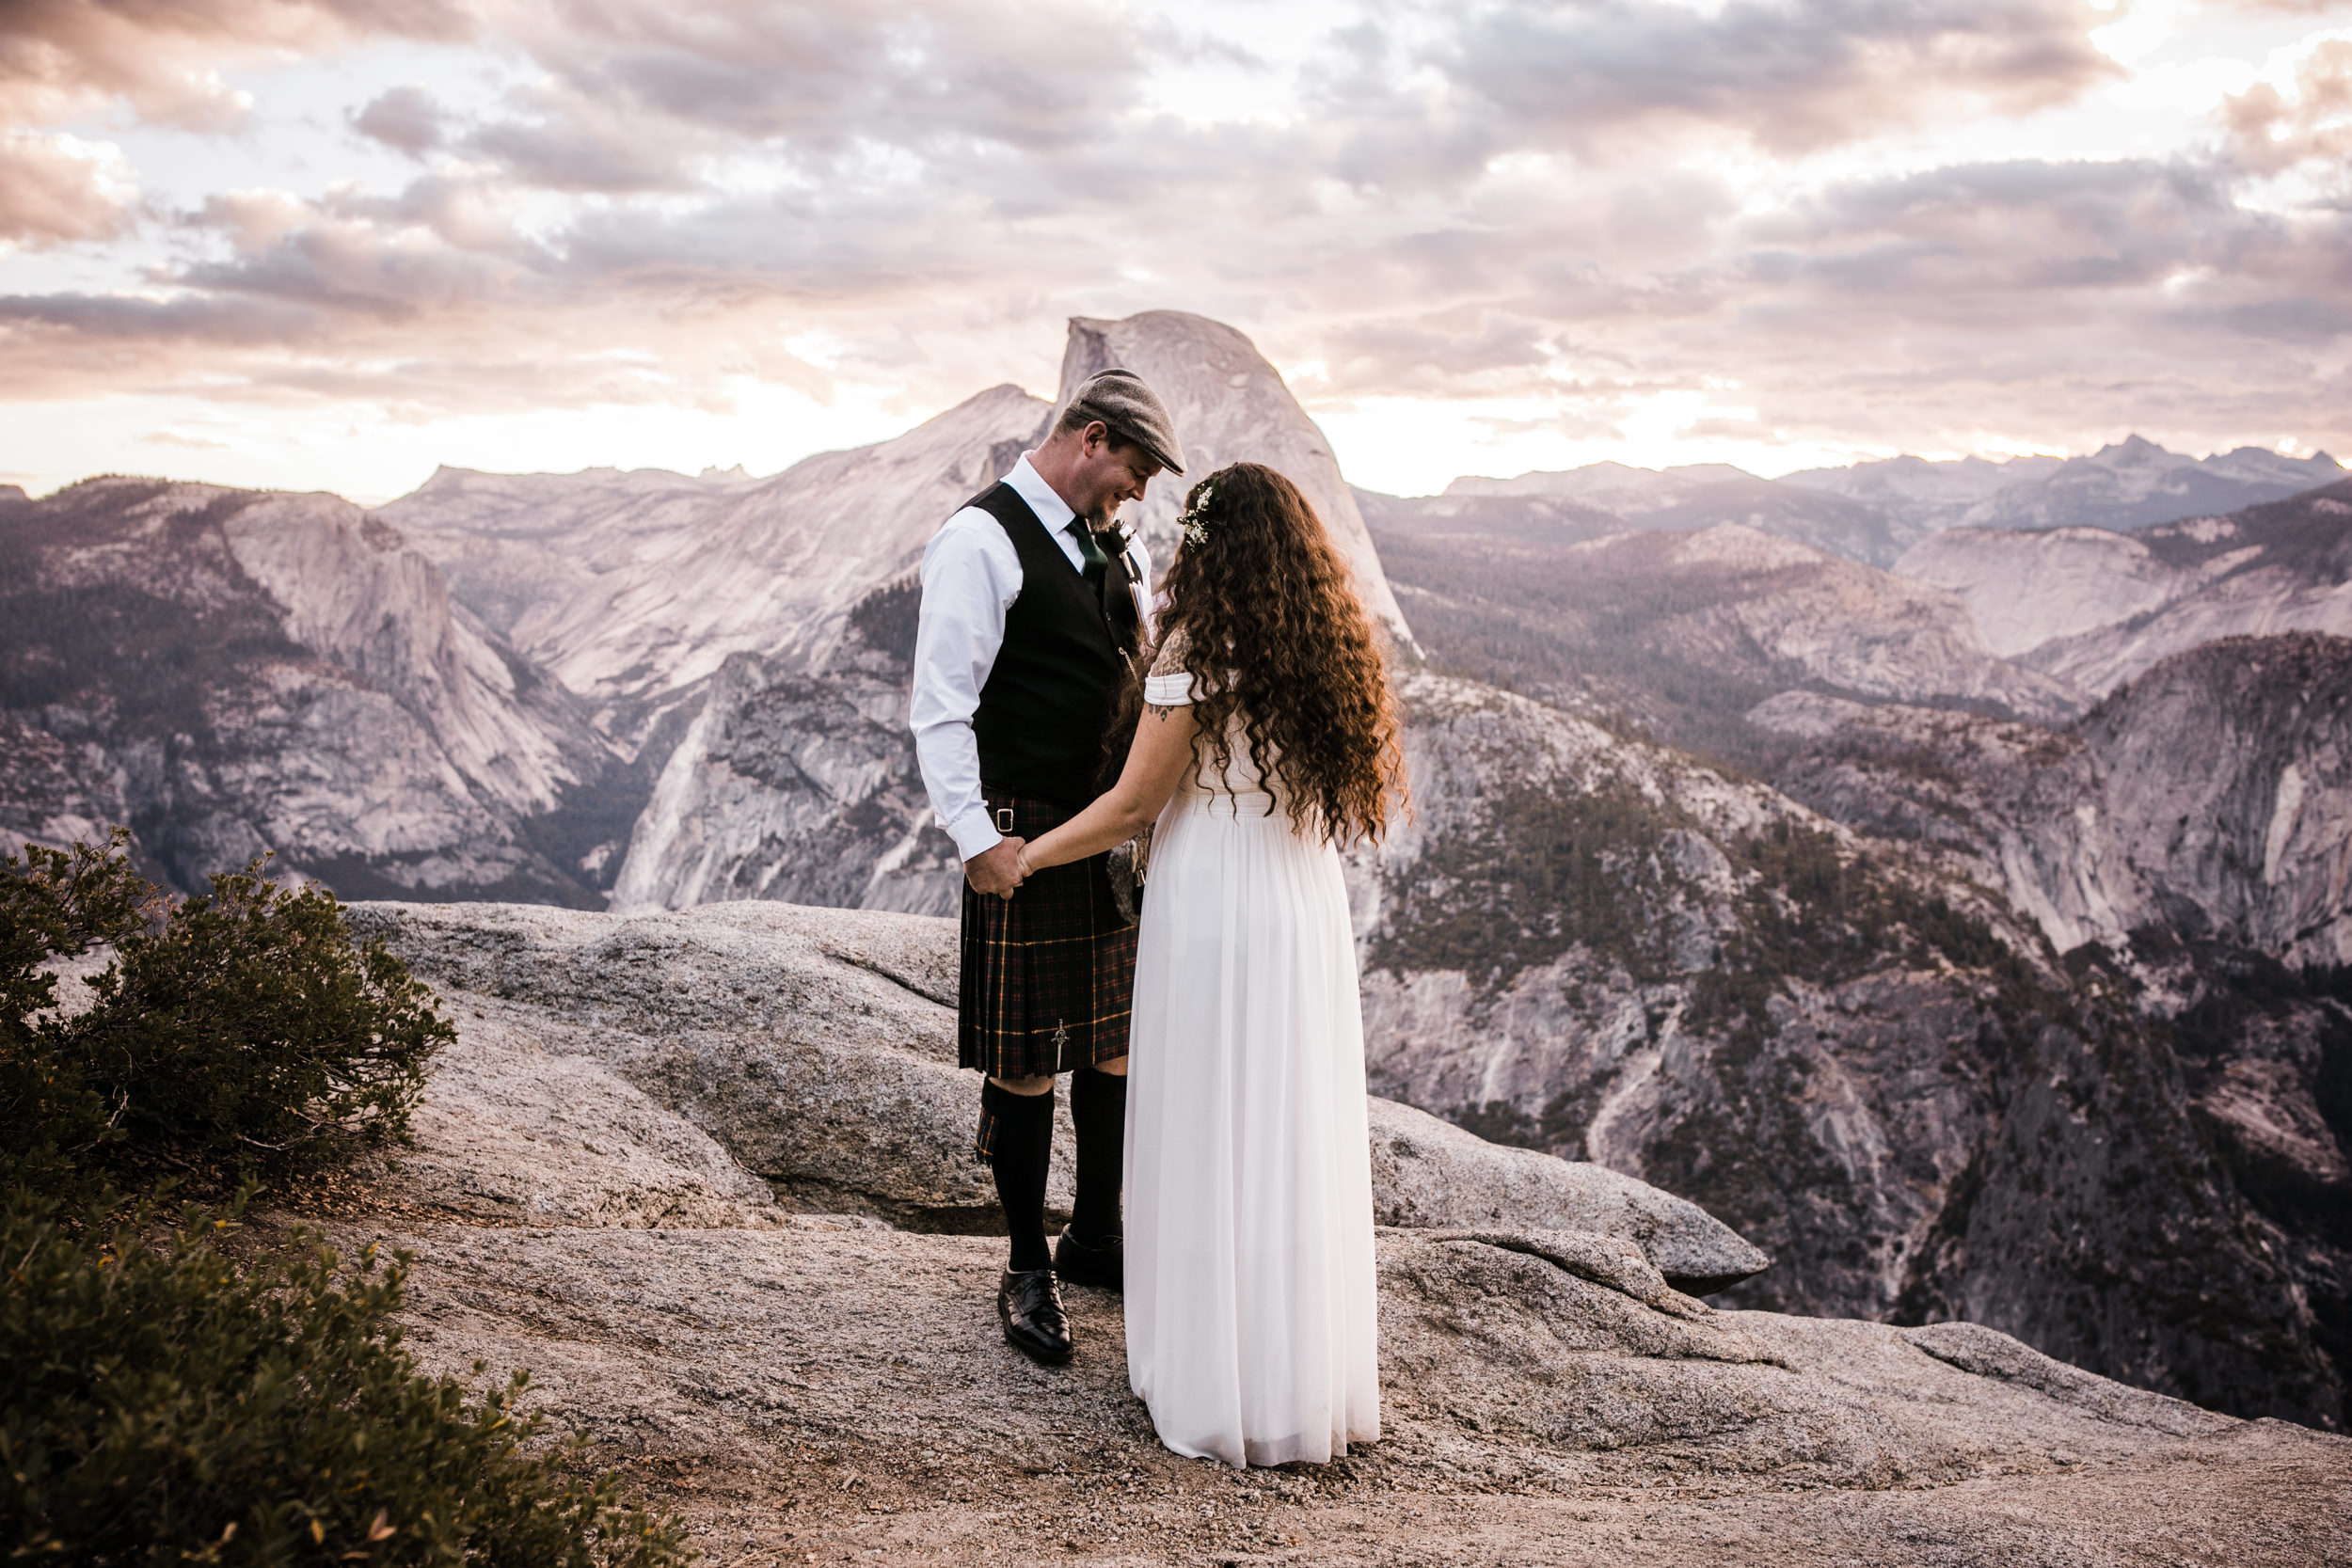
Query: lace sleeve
1148 630 1189 678
1144 632 1195 707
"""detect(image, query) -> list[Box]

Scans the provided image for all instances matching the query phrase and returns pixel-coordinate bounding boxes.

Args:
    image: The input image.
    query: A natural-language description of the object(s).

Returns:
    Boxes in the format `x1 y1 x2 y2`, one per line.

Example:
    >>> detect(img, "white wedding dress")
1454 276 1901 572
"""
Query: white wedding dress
1122 669 1382 1467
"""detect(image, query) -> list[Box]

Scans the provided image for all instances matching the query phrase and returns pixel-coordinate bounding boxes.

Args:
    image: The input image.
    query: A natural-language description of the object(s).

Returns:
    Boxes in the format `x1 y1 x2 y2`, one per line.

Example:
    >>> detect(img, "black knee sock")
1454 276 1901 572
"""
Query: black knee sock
1069 1068 1127 1246
982 1079 1056 1273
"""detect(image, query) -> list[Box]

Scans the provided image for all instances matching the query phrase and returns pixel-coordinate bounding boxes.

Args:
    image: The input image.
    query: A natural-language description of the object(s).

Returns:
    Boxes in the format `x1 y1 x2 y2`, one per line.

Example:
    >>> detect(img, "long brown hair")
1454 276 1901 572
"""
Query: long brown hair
1117 461 1406 844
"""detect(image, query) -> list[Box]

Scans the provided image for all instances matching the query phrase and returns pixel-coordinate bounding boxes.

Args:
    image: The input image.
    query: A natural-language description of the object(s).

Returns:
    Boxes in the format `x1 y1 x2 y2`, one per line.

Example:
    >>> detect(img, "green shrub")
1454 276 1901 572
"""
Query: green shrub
0 1189 691 1566
1 834 452 1191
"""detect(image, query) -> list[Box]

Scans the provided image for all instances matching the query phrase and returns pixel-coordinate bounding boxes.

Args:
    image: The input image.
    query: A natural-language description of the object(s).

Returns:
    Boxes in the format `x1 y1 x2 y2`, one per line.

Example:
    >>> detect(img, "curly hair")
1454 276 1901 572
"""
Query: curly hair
1116 461 1406 845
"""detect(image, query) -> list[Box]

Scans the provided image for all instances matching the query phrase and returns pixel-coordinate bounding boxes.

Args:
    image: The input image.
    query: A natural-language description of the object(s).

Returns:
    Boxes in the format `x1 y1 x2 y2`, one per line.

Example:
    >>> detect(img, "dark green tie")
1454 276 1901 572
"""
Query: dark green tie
1065 517 1110 601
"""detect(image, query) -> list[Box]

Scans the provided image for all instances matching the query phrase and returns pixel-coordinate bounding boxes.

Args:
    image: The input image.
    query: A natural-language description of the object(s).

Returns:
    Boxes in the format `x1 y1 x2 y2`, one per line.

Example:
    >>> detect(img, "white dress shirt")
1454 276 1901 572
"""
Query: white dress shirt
911 454 1155 863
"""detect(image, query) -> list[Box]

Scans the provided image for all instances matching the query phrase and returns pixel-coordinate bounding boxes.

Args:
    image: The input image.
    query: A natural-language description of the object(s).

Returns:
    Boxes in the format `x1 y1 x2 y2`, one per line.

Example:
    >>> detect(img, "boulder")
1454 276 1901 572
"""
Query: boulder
1367 1100 1770 1292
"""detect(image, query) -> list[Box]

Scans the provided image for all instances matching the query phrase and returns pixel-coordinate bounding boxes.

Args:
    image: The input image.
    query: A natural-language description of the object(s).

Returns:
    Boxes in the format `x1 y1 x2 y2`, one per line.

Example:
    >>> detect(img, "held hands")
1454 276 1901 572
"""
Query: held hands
965 836 1026 900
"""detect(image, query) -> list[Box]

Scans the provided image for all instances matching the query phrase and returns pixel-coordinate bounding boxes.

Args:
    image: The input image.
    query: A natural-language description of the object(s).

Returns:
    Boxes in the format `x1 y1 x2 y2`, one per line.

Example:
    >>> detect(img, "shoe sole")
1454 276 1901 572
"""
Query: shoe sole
1003 1326 1073 1366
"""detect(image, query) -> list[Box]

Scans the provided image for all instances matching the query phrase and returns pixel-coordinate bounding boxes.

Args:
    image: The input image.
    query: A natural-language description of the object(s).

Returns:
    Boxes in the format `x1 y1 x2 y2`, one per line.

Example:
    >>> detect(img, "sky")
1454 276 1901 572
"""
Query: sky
1 0 2347 503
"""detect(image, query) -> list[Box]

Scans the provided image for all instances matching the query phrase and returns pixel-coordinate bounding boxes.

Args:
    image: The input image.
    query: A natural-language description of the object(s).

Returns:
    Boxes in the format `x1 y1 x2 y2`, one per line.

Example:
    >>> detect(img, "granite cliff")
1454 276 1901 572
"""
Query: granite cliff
0 478 621 900
381 383 1054 742
1347 667 2344 1429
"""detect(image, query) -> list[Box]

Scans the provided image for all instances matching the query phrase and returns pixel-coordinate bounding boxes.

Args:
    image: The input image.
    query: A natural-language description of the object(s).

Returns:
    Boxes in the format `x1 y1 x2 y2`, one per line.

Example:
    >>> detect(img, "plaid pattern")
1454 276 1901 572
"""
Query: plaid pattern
959 793 1139 1084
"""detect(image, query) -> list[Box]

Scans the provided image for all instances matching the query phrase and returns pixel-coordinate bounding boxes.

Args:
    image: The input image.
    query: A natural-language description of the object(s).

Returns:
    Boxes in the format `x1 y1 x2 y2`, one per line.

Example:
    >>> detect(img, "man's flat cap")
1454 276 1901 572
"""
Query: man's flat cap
1068 368 1185 476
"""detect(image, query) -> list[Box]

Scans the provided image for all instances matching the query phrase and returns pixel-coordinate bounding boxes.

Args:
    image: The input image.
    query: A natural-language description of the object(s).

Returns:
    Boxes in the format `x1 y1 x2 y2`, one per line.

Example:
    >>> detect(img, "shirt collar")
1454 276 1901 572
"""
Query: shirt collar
1006 454 1078 532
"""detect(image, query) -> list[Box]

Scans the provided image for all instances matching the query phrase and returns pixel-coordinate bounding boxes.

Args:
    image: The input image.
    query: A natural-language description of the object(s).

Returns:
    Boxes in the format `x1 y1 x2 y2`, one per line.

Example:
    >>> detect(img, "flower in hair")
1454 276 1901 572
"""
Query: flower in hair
1180 483 1216 546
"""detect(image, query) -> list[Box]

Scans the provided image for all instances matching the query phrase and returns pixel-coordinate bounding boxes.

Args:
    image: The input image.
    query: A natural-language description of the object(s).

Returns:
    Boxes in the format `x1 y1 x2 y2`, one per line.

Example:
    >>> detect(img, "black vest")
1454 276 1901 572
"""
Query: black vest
965 482 1143 805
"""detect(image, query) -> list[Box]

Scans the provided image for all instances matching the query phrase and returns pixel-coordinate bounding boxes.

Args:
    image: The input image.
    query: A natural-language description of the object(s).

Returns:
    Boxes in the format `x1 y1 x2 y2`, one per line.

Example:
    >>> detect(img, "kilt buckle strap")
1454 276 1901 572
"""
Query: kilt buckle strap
995 806 1015 834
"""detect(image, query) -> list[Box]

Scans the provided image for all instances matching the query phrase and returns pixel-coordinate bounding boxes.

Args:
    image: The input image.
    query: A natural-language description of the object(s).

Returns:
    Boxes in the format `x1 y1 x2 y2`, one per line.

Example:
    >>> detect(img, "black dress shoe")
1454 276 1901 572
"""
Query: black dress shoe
1054 1227 1123 1292
997 1267 1073 1365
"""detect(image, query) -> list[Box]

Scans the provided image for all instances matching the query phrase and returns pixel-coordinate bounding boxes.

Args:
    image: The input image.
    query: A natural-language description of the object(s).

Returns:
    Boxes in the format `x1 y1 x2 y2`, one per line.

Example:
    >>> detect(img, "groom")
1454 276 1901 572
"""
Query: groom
910 368 1186 1365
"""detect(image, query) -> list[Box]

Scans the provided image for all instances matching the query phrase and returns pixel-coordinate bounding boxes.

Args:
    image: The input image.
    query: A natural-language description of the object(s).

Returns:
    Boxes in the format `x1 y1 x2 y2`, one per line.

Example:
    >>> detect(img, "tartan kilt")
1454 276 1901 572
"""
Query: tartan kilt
959 793 1139 1083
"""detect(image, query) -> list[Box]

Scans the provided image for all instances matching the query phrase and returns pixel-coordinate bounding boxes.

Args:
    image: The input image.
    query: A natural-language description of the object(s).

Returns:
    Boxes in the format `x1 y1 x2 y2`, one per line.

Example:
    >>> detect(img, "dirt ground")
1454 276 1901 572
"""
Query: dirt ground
271 1201 2352 1568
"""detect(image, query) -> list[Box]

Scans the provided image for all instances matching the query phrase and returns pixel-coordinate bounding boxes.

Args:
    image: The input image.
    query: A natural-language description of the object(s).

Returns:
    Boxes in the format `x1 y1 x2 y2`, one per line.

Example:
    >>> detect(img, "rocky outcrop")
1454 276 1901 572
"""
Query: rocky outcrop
607 587 961 917
343 897 1770 1292
1895 483 2352 695
0 479 622 899
286 897 2352 1565
1751 634 2352 1432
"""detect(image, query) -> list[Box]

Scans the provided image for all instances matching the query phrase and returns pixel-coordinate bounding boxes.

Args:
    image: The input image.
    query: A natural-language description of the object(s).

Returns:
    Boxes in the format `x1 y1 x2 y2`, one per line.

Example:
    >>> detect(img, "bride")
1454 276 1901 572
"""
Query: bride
1012 461 1406 1466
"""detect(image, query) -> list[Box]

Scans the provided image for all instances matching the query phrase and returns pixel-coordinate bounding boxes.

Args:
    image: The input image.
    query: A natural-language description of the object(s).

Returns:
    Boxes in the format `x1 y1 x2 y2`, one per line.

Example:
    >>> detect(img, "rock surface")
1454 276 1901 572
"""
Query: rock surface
1753 633 2352 973
278 899 2352 1565
344 897 1769 1291
606 602 961 918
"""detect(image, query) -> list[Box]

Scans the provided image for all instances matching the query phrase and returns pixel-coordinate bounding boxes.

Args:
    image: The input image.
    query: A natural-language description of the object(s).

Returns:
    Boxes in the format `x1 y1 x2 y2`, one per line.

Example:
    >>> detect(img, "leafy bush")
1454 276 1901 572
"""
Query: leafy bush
0 1188 691 1566
2 837 685 1563
2 834 452 1191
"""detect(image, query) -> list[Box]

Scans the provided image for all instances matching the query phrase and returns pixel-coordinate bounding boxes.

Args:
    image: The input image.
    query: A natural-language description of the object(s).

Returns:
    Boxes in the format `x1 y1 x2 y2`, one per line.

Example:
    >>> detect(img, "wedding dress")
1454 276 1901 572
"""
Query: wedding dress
1122 668 1381 1467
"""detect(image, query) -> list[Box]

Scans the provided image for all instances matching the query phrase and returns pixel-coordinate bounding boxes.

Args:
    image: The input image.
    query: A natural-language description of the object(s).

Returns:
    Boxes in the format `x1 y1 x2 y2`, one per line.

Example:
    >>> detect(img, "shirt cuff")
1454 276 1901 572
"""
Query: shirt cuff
946 808 1005 863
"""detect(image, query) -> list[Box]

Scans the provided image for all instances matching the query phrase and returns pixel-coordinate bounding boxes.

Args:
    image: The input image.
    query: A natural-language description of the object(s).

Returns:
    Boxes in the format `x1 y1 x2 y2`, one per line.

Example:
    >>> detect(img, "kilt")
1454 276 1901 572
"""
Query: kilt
960 793 1139 1089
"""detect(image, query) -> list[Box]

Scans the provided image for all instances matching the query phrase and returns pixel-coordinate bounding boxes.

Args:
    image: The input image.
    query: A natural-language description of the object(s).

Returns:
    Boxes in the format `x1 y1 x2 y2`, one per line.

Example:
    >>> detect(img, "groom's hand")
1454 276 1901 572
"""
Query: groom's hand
966 837 1025 899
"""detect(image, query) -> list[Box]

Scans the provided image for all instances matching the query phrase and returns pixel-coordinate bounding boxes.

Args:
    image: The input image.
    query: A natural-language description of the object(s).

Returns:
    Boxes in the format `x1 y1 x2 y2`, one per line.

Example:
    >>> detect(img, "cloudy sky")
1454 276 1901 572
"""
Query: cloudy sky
3 0 2347 501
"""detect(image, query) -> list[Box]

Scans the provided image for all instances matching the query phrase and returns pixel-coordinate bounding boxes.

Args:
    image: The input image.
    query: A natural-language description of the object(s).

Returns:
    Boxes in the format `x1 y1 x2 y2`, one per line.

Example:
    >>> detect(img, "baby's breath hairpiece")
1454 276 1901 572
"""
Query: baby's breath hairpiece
1179 483 1216 547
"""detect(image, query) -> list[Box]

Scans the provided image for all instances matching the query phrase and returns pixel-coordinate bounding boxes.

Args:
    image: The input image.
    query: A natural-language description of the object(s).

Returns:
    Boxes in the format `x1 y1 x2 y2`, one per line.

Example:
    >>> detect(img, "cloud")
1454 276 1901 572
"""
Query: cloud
0 0 2344 478
2223 38 2352 174
0 0 472 131
351 85 447 155
1319 0 2117 174
0 131 135 245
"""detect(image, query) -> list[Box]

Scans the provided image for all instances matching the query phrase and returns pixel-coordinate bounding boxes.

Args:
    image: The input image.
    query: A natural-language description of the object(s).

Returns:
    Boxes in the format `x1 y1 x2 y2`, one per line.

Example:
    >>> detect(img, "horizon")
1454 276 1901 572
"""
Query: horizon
7 419 2333 511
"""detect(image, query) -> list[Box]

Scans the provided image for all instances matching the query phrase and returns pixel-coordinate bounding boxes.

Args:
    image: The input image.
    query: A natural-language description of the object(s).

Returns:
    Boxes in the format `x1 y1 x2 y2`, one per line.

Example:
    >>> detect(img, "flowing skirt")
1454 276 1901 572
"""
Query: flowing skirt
1123 784 1381 1467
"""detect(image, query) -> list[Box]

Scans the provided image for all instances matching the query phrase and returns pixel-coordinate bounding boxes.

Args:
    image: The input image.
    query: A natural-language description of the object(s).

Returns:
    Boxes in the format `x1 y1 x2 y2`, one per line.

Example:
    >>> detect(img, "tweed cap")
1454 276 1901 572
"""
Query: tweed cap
1067 368 1185 476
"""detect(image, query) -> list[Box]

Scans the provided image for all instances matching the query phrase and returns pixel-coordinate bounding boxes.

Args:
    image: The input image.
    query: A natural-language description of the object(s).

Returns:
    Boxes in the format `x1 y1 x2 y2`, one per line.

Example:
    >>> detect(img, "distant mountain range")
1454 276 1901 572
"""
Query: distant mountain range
4 313 2349 1430
1388 436 2344 567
